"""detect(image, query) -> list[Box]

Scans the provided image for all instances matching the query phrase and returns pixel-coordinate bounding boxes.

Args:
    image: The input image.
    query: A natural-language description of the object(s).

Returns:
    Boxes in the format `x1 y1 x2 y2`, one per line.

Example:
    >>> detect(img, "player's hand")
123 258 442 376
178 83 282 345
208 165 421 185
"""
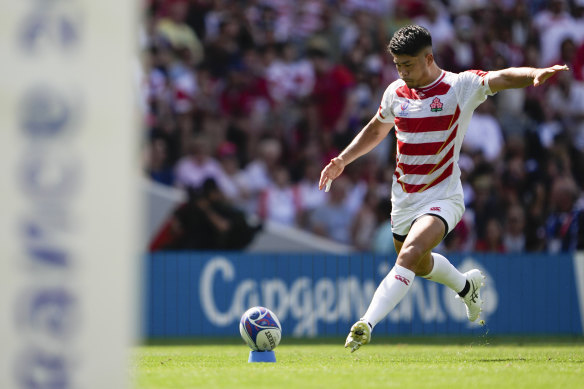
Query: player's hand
319 157 345 191
533 64 569 87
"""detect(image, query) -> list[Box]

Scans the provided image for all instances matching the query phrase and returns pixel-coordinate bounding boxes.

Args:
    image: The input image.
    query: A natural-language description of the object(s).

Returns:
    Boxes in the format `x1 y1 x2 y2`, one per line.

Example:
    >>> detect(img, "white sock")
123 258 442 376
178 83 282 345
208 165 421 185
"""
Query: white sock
362 264 415 328
422 252 466 293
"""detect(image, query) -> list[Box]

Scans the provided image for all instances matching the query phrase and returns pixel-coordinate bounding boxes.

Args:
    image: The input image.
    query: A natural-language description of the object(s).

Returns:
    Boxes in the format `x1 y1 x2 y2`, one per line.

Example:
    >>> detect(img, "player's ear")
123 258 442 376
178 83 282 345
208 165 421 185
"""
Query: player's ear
425 52 434 67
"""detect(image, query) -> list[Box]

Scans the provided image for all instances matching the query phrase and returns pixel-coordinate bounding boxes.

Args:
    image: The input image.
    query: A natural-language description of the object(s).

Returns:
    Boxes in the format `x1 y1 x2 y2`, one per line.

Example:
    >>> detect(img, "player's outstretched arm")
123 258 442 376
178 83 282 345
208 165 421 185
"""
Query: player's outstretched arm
488 64 569 93
318 116 393 191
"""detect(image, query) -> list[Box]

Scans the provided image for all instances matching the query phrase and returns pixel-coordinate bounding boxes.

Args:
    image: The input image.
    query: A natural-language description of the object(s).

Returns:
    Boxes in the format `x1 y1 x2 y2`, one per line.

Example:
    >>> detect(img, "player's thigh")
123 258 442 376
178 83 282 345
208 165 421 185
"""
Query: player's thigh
396 215 445 274
392 215 444 257
402 214 446 253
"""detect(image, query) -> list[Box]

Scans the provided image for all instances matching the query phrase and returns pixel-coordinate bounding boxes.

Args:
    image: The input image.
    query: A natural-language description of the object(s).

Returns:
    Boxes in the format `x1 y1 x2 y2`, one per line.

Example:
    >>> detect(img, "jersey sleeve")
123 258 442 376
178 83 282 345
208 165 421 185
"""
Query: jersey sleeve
455 70 495 111
375 84 396 124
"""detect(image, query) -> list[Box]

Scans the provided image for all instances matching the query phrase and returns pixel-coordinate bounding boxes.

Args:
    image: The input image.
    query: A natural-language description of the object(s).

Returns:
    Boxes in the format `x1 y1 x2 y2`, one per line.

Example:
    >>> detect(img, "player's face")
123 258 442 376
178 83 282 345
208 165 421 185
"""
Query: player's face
392 52 431 88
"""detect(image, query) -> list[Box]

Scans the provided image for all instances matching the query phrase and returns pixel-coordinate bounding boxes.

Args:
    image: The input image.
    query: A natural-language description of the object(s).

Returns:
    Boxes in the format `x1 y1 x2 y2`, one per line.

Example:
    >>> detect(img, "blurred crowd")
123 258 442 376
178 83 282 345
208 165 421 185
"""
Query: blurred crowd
142 0 584 253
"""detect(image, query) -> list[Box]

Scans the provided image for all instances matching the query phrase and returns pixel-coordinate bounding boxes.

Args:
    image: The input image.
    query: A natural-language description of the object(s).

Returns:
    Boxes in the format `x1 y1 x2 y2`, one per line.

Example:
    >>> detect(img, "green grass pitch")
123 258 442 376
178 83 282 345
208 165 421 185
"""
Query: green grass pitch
134 337 584 389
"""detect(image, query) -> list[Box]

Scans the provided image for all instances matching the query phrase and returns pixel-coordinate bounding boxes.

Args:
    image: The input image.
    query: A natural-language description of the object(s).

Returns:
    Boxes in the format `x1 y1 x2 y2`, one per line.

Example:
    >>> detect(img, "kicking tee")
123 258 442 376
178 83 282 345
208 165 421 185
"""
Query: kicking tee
376 70 494 211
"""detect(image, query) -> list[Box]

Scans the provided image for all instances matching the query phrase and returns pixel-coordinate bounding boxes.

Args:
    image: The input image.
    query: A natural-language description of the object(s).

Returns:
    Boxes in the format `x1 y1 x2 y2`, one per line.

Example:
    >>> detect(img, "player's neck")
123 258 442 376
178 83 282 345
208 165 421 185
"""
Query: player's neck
415 66 443 90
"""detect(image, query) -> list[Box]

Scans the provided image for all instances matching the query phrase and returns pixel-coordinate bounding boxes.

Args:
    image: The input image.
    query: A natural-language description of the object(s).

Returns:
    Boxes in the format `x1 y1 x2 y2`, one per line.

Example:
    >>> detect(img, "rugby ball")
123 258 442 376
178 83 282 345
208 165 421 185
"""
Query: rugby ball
239 306 282 351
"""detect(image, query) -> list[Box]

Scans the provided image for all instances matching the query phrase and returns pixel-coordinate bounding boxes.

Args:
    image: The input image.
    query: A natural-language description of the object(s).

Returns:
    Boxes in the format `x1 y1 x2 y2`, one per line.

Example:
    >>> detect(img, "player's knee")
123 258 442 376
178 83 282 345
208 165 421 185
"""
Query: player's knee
396 245 425 270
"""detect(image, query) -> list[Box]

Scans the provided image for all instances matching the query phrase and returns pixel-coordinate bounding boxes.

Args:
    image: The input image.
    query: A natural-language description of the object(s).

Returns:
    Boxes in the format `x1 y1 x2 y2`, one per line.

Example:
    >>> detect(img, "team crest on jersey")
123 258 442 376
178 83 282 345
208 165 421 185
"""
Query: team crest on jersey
430 97 443 112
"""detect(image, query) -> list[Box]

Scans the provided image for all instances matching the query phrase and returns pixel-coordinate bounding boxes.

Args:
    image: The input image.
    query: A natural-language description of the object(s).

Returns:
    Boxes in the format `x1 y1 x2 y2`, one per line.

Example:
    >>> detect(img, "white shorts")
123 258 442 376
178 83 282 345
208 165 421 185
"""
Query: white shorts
391 197 464 241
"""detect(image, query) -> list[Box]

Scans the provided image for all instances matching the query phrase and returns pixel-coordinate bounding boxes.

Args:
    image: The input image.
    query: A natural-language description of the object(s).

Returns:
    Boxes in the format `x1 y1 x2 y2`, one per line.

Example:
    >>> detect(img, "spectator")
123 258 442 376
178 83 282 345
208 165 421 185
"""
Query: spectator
351 190 379 251
216 141 247 202
258 166 301 226
545 176 584 253
475 218 505 253
533 0 579 67
552 37 578 70
413 1 454 52
449 15 475 73
297 161 327 228
468 166 502 243
310 176 354 244
237 138 282 215
463 100 505 163
503 204 527 253
157 178 260 250
204 12 255 77
145 136 175 186
156 0 204 65
174 135 231 194
306 43 355 150
265 42 315 104
573 41 584 81
546 71 584 152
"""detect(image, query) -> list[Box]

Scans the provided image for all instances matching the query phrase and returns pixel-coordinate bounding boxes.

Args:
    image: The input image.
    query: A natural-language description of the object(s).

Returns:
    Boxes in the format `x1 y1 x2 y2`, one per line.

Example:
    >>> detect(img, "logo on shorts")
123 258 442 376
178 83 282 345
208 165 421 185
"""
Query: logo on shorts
430 97 443 112
430 206 441 211
395 275 410 286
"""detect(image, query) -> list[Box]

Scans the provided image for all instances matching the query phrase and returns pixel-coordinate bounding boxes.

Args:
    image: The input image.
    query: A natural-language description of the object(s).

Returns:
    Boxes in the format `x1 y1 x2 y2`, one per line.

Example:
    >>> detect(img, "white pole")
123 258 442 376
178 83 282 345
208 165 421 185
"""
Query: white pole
0 1 140 388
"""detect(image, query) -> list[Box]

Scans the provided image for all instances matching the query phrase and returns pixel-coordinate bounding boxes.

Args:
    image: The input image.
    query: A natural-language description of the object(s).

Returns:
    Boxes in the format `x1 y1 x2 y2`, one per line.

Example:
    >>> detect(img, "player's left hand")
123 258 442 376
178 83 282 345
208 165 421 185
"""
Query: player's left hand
533 64 569 87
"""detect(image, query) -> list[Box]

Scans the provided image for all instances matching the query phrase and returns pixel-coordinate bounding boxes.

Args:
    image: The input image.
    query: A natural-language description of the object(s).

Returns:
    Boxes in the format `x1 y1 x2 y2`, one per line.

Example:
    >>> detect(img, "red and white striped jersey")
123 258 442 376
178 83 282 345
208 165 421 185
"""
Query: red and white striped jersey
376 70 494 210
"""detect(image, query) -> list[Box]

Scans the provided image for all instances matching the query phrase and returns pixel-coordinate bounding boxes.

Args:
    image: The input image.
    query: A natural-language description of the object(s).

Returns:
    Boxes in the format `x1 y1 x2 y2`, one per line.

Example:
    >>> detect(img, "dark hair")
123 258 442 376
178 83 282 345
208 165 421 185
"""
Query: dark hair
388 25 432 56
